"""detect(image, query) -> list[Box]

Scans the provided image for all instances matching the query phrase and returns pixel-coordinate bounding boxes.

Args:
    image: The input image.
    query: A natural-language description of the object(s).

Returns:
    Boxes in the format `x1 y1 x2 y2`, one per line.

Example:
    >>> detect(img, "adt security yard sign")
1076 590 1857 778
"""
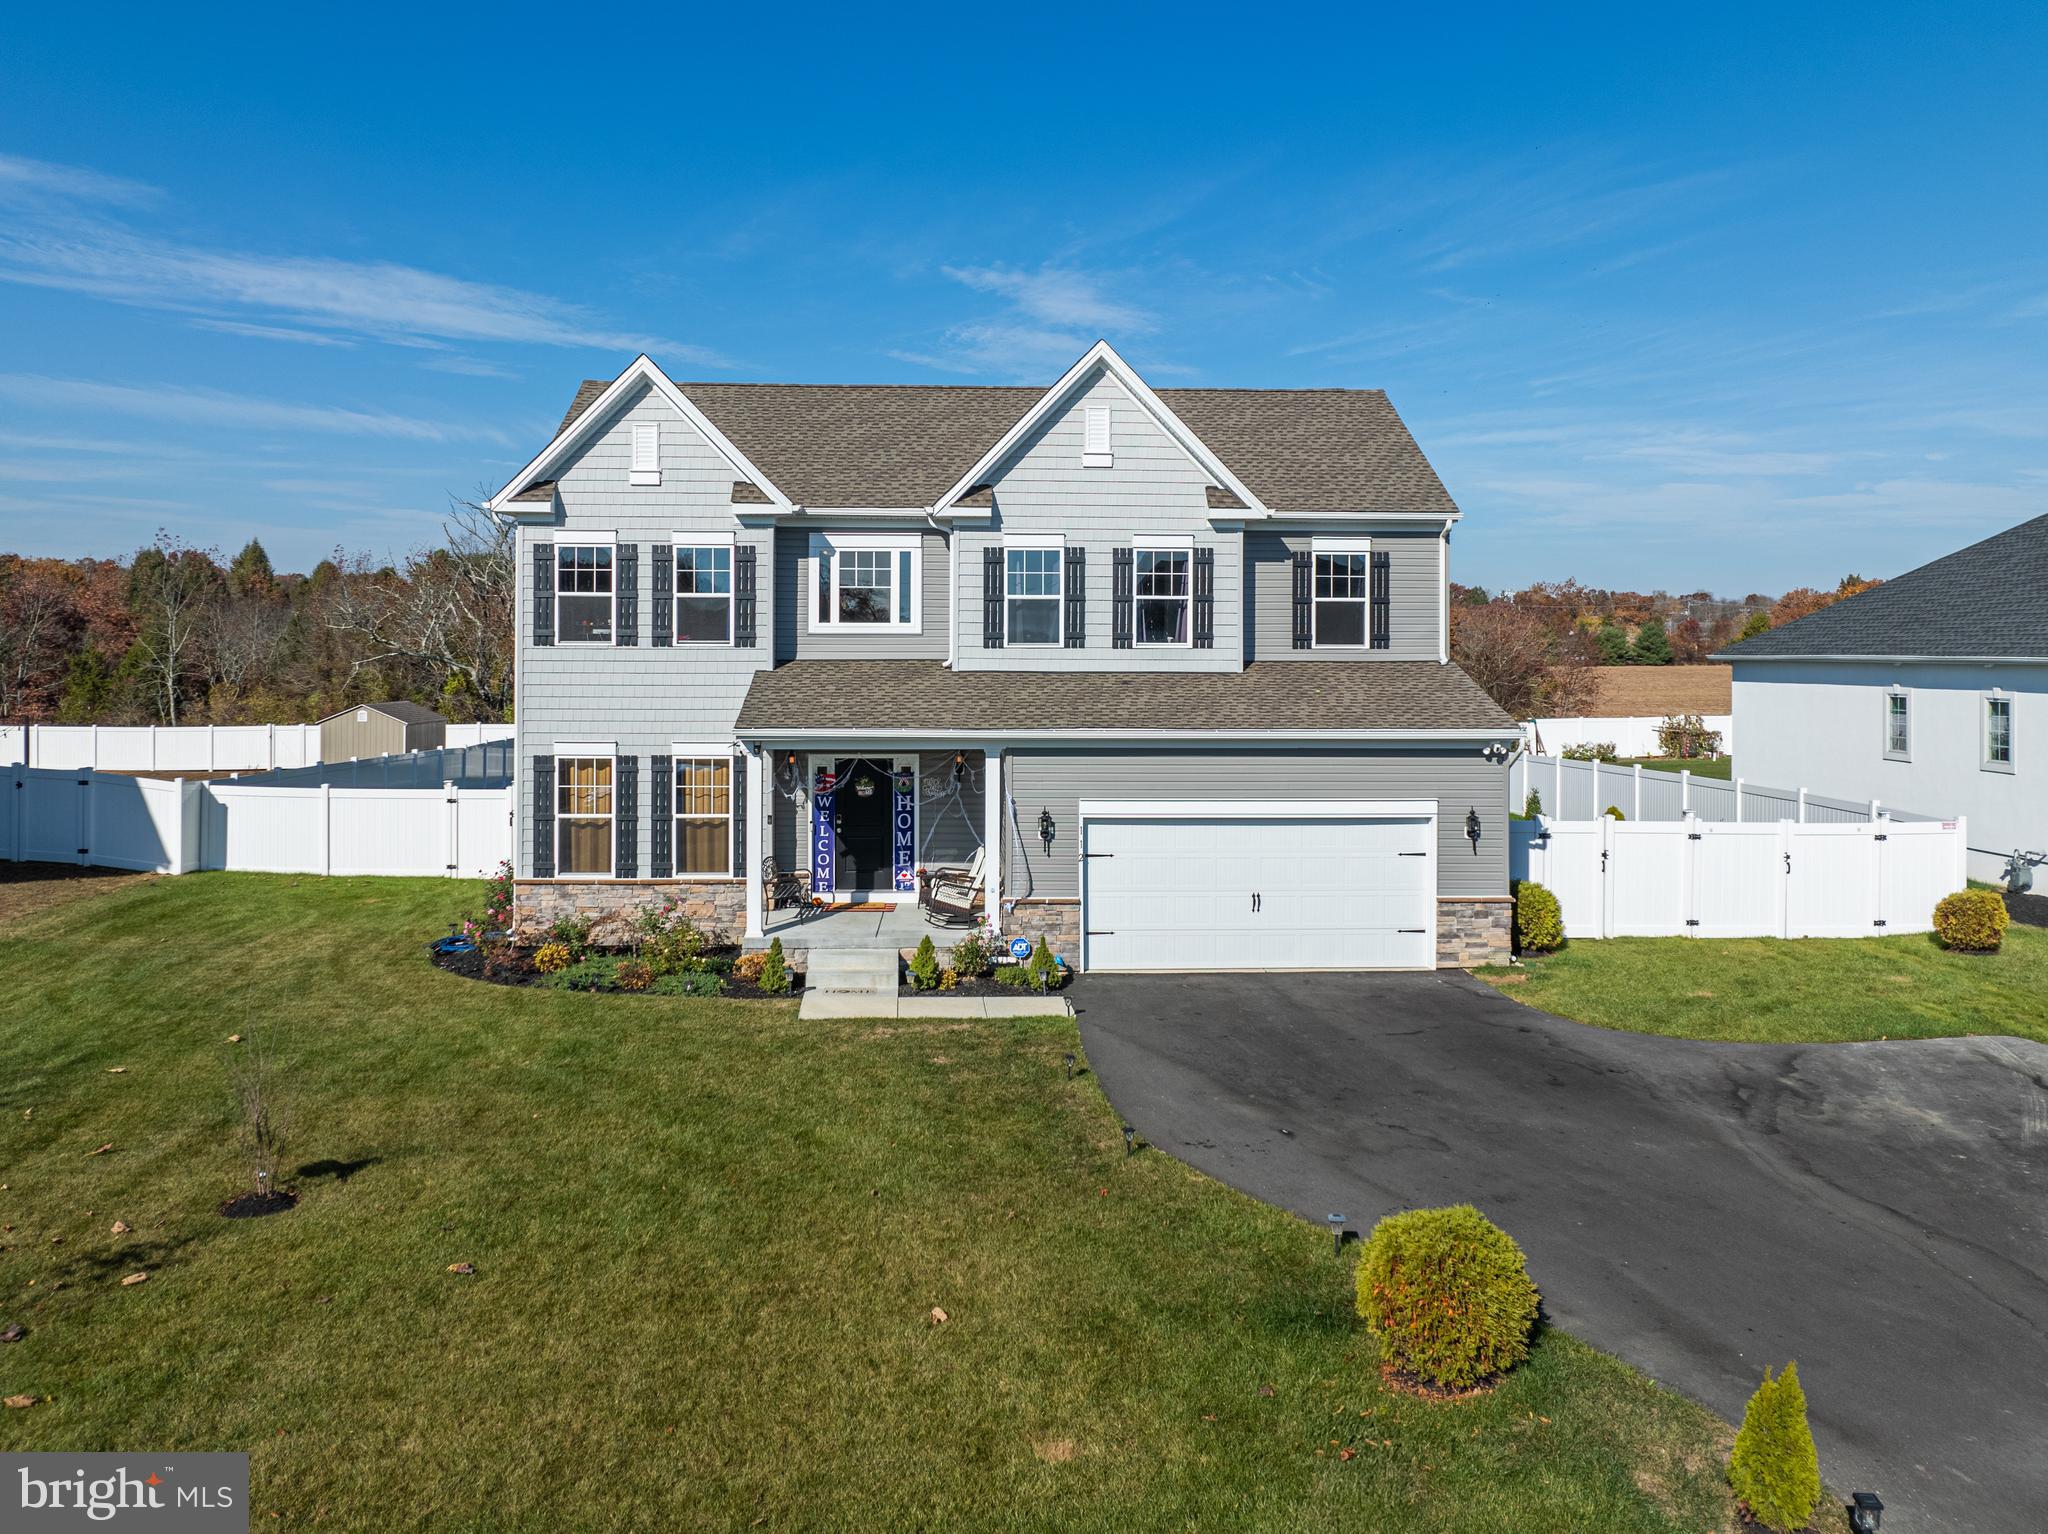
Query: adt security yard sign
1009 937 1032 960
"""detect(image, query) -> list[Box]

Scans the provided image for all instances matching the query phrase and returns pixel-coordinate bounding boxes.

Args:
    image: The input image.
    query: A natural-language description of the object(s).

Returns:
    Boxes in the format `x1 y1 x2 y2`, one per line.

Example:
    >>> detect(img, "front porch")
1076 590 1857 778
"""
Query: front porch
749 899 954 955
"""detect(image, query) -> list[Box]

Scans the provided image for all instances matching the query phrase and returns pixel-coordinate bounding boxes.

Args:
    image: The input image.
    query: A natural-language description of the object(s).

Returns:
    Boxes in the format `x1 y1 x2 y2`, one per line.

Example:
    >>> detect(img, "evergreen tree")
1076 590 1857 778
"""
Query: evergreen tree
227 539 277 600
1728 1363 1822 1532
1739 610 1771 641
1630 621 1674 665
1595 620 1631 665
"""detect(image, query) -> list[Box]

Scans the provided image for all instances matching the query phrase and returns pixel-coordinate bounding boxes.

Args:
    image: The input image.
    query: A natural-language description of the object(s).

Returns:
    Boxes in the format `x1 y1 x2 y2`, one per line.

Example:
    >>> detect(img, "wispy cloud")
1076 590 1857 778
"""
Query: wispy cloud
191 317 357 347
895 263 1160 377
939 265 1155 333
0 373 512 444
0 151 161 208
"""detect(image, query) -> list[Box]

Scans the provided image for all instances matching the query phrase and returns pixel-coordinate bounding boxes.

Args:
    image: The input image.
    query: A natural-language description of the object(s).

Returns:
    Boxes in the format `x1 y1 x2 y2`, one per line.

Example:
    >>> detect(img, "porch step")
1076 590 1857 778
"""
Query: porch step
804 948 901 997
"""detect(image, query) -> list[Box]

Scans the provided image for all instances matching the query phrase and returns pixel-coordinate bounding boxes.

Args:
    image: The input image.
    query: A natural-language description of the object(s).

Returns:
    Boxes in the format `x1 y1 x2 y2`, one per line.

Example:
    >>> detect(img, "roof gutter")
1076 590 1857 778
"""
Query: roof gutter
1716 653 2048 667
733 726 1520 746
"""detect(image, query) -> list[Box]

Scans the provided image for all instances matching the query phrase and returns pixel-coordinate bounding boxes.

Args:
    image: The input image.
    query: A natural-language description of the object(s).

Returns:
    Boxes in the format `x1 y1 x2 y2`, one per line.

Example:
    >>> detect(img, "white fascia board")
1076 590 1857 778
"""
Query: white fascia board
487 355 794 513
555 740 617 756
927 340 1271 518
1079 798 1438 821
1312 534 1373 553
554 529 618 545
1002 531 1067 547
1265 510 1463 524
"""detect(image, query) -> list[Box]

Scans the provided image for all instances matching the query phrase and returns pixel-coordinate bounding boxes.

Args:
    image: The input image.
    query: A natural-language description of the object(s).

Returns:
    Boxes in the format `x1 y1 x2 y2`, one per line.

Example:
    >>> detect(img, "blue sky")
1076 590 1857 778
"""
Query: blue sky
3 3 2045 594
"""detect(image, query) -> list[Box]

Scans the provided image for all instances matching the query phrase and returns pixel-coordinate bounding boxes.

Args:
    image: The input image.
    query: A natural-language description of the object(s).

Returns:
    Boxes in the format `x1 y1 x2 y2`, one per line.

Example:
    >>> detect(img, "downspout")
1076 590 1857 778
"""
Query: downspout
1439 518 1451 664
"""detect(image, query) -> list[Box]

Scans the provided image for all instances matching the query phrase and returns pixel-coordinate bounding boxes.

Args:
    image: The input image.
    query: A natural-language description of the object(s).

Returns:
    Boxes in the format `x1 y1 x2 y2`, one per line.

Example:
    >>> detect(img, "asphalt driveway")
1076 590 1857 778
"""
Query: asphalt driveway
1075 970 2048 1534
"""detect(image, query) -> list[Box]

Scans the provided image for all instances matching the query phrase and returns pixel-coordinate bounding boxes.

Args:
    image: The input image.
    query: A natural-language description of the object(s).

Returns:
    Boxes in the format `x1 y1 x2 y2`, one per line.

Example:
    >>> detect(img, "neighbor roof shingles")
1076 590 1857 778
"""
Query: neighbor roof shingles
735 660 1513 734
555 378 1459 515
1719 512 2048 661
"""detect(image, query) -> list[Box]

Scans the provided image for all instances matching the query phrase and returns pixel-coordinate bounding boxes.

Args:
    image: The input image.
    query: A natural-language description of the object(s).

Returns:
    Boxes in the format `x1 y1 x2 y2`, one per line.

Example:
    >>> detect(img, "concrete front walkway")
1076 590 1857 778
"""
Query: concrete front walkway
798 992 1073 1020
1074 969 2048 1534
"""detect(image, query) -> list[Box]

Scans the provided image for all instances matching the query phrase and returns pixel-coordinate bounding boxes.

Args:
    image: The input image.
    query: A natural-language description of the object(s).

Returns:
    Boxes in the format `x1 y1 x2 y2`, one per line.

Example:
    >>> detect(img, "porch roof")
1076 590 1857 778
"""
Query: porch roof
735 659 1515 736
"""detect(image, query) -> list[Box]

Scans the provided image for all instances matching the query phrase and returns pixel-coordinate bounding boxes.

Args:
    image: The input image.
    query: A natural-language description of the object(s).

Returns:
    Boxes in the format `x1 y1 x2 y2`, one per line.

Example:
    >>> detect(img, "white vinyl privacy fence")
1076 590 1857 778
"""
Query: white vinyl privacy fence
2 767 511 878
1509 753 1939 826
1523 714 1734 759
1511 815 1968 940
0 722 513 772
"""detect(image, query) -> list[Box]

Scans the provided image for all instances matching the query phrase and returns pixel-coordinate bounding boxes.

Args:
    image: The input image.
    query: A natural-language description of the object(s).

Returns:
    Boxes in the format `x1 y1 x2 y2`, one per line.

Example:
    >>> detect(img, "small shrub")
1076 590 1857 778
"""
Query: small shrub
1728 1363 1822 1532
546 956 620 992
1654 713 1723 759
482 860 515 931
545 917 595 961
1933 888 2007 953
651 970 726 998
1026 936 1063 990
731 950 768 985
615 960 654 992
1512 881 1564 954
1522 788 1543 819
948 926 996 977
1561 741 1619 762
757 938 791 996
1603 804 1626 821
993 964 1029 989
226 1026 290 1198
938 967 960 991
532 941 574 975
907 935 942 991
634 900 708 975
1354 1205 1539 1390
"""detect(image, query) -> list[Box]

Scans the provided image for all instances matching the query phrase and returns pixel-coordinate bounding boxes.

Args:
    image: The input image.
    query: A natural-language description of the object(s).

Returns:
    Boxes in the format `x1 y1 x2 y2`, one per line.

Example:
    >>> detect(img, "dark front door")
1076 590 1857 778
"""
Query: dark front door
833 757 894 896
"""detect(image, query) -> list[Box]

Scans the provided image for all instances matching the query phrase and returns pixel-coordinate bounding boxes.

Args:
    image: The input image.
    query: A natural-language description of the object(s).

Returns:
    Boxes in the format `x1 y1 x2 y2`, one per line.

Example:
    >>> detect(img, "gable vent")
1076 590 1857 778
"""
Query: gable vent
1083 406 1112 468
630 422 661 486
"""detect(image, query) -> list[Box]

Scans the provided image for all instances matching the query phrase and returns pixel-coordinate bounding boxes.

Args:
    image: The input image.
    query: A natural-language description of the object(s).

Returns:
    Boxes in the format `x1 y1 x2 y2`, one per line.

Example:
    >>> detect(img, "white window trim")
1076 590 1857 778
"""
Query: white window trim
630 421 661 487
673 539 736 647
1003 537 1065 648
1883 687 1911 762
1132 539 1194 650
671 752 737 880
807 532 923 633
554 753 617 880
1311 538 1373 651
554 541 619 647
1982 691 2015 774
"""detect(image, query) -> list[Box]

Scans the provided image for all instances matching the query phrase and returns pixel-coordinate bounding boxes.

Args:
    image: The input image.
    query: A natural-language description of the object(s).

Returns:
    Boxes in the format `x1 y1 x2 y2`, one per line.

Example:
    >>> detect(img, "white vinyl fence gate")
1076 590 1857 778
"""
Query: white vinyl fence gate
1510 815 1967 940
2 767 512 878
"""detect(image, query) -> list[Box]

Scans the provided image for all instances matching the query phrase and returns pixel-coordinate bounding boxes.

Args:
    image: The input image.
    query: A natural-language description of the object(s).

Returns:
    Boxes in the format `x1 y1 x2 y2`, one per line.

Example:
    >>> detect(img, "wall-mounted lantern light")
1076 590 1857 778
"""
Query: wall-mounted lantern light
1038 808 1056 853
1465 808 1482 847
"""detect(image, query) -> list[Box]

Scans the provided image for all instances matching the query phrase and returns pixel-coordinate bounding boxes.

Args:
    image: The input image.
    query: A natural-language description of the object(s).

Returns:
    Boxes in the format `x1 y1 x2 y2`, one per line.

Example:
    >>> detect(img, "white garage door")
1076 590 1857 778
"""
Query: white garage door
1080 808 1437 972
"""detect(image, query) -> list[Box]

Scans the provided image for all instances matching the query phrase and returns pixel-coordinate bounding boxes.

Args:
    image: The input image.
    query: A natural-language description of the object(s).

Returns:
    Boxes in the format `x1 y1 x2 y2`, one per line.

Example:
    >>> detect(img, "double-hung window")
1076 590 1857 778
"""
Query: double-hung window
1884 689 1910 760
556 756 614 876
810 534 920 631
674 756 733 876
1133 543 1190 646
1314 541 1371 647
1005 539 1063 646
675 545 733 644
555 544 615 644
1984 694 2015 772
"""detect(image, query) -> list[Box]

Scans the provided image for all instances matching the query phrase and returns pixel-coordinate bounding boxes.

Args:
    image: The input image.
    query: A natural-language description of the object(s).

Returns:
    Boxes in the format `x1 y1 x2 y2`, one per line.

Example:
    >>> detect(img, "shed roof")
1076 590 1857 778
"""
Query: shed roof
317 701 448 727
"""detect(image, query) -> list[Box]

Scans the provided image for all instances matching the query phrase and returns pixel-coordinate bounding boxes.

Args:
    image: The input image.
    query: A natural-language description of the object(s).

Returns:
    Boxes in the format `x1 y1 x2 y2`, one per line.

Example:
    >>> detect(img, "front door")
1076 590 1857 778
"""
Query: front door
834 757 896 897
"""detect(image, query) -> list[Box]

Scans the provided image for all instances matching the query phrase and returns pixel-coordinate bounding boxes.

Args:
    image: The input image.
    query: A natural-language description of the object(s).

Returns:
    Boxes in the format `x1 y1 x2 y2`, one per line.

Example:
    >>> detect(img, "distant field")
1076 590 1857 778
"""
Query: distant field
1566 665 1731 717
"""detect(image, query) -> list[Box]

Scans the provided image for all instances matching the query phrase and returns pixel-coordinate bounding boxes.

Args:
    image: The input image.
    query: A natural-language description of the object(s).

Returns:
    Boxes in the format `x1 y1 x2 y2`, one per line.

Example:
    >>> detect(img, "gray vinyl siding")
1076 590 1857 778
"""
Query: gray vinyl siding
1244 528 1443 661
773 526 950 662
768 750 985 876
1005 747 1507 900
514 381 774 879
957 370 1243 672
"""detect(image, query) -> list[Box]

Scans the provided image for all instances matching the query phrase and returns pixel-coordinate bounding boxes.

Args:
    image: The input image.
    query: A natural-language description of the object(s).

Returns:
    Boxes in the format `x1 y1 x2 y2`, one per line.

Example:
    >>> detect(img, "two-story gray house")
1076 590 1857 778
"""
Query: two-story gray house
486 342 1518 971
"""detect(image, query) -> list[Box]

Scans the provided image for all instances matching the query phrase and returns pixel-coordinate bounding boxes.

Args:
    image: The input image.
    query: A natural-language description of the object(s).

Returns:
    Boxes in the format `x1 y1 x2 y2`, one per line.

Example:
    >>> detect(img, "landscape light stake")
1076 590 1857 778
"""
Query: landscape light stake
1064 1052 1075 1080
1327 1212 1348 1257
1850 1492 1883 1533
1122 1125 1135 1157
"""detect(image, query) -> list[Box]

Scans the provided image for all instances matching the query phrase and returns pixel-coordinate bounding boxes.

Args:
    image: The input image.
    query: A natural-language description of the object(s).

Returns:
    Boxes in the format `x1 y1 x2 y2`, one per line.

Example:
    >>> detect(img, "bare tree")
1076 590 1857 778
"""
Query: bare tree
0 562 79 719
1451 601 1600 719
323 498 516 720
127 535 221 725
205 592 293 693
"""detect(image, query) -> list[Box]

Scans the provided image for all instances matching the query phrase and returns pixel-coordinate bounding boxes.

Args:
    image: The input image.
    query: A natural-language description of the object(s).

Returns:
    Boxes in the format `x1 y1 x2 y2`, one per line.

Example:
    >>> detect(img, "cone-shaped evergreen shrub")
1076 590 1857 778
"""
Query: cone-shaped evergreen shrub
1512 881 1564 954
1354 1205 1539 1389
908 935 941 991
758 937 791 996
1026 935 1062 990
1728 1362 1822 1532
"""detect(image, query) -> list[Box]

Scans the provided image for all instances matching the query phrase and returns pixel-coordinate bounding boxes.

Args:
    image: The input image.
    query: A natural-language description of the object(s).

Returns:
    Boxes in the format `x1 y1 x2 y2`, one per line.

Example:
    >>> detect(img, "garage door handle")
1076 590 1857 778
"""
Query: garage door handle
1251 892 1261 912
1399 928 1426 934
1086 929 1115 937
1398 851 1426 857
1082 851 1115 858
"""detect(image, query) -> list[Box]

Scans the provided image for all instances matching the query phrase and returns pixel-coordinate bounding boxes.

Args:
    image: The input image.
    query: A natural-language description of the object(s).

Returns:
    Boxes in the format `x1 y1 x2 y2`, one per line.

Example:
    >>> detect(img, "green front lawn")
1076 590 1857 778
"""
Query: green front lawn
1483 925 2048 1045
0 874 1804 1531
1620 757 1732 779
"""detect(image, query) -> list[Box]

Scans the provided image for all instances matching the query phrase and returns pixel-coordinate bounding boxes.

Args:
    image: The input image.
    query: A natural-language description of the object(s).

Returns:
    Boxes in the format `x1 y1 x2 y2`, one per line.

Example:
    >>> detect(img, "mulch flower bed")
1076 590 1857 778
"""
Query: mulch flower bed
426 941 803 1000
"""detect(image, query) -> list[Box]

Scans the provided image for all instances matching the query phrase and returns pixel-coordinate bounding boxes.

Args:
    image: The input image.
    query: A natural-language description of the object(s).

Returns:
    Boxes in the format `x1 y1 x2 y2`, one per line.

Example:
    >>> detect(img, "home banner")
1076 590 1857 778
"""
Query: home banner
892 765 916 892
811 767 836 897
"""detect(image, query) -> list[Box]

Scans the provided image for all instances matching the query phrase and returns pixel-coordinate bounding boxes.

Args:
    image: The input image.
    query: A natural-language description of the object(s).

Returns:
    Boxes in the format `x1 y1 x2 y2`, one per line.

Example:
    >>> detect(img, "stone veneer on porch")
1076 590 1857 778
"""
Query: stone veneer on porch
515 880 749 944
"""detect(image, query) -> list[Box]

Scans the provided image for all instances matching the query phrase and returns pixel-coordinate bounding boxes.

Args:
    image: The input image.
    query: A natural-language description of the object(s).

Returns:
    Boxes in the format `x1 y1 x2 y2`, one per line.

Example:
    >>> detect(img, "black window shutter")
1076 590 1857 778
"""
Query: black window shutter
1063 546 1086 648
735 545 757 648
1370 550 1391 650
648 754 673 878
731 752 747 878
616 545 639 646
615 756 639 878
1291 549 1312 650
1193 547 1215 649
982 546 1004 649
531 756 555 877
651 545 673 647
1112 548 1134 649
533 543 554 647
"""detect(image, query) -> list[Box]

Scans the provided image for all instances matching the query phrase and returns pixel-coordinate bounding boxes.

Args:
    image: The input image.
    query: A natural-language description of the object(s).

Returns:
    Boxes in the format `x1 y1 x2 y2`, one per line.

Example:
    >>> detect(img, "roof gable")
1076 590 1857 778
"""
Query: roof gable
1720 512 2048 661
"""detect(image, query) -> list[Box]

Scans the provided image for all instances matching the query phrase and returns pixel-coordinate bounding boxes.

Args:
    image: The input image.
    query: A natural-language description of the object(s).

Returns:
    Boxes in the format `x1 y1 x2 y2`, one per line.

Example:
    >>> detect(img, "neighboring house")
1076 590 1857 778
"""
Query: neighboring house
317 701 447 761
485 342 1520 971
1527 665 1733 758
1719 512 2048 884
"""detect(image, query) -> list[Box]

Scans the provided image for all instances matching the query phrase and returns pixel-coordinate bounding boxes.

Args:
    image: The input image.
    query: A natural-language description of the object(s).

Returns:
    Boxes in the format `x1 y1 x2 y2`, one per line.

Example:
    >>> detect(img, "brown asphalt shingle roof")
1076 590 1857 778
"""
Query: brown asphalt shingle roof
735 660 1513 734
555 377 1458 516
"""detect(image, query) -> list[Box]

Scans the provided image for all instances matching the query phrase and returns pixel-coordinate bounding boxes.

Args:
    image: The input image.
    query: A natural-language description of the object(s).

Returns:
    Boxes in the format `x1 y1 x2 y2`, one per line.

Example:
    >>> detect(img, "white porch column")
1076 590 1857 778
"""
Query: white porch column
982 745 1003 935
744 745 766 940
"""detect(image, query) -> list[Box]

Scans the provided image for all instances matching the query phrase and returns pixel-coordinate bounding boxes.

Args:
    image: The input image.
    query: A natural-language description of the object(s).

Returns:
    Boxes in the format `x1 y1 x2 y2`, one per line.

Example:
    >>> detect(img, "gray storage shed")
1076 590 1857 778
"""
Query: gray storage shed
318 702 447 761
